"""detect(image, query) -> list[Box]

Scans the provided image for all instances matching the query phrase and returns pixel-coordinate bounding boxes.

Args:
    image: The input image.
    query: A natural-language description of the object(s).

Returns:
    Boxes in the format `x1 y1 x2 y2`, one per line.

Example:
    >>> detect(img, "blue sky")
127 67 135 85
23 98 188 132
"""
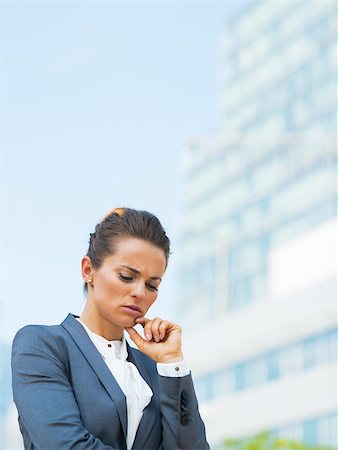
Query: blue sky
0 0 251 344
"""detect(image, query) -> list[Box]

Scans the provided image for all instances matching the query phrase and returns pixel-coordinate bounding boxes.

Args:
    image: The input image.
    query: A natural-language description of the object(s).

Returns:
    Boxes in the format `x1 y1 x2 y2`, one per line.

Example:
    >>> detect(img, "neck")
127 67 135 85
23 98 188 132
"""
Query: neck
80 302 124 341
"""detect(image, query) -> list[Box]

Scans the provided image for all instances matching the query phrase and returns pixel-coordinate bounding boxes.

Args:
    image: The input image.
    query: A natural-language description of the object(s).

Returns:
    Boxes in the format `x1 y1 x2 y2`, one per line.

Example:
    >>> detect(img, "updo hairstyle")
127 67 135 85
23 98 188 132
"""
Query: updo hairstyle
84 207 171 293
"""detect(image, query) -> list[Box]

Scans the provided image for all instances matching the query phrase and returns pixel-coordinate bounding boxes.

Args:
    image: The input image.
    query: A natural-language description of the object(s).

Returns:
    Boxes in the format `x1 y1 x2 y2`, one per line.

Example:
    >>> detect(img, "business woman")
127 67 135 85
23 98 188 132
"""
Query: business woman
11 207 209 450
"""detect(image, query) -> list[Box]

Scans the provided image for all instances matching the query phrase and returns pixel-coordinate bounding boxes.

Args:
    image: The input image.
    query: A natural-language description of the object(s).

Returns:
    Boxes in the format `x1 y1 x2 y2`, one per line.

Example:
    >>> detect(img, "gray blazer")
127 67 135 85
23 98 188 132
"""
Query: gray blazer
11 313 209 450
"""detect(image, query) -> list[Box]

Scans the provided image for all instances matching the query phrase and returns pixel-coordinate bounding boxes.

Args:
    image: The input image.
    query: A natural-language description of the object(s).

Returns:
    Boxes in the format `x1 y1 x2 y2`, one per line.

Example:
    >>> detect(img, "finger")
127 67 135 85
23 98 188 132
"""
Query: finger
142 318 158 342
135 317 152 340
135 317 150 327
150 317 163 343
158 321 169 340
125 327 146 351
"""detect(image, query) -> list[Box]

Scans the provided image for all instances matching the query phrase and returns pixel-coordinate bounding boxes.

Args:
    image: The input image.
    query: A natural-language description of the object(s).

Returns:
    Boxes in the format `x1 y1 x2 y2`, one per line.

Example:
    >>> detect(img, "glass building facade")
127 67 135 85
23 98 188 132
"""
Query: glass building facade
178 131 336 322
176 1 337 448
195 328 337 402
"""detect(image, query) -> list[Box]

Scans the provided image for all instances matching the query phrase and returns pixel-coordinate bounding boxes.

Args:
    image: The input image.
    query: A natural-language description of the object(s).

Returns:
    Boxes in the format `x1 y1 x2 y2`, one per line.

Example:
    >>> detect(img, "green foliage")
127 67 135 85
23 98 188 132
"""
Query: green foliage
222 431 336 450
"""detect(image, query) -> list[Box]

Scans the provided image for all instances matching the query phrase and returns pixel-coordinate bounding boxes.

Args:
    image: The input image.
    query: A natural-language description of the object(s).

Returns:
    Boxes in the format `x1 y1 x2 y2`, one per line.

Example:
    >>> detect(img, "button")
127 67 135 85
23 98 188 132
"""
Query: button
181 390 188 401
181 390 189 411
180 411 190 425
108 344 112 348
181 401 189 411
175 366 180 372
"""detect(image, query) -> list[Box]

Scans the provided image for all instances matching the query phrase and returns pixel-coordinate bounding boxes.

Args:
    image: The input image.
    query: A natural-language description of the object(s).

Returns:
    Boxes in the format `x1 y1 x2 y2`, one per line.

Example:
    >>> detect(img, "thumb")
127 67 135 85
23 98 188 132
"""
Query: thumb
125 327 146 351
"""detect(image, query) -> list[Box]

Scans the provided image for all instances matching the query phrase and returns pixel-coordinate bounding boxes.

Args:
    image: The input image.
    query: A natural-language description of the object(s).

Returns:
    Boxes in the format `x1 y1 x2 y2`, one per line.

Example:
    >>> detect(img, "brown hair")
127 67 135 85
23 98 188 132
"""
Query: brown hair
84 207 171 293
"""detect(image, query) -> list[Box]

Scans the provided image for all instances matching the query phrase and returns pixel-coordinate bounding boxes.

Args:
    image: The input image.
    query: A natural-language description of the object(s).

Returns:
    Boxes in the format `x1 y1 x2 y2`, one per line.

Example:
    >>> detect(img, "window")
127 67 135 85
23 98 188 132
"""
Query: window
267 351 279 381
194 375 214 403
303 333 331 369
303 418 318 447
194 329 337 402
279 344 303 376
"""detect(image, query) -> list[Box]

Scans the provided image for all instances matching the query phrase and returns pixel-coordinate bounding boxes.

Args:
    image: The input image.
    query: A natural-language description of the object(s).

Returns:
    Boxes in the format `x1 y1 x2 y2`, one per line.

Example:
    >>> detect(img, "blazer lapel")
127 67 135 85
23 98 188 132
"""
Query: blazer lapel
127 345 157 450
61 314 127 441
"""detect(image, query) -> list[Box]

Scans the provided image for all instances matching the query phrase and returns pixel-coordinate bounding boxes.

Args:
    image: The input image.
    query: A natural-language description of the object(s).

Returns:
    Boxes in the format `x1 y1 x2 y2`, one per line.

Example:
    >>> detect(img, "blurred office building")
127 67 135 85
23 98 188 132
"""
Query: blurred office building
176 1 337 448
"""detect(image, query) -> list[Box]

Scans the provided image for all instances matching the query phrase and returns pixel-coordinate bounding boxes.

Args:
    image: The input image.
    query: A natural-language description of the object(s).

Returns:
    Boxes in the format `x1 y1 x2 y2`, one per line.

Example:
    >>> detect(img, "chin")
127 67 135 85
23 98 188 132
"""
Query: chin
117 316 138 328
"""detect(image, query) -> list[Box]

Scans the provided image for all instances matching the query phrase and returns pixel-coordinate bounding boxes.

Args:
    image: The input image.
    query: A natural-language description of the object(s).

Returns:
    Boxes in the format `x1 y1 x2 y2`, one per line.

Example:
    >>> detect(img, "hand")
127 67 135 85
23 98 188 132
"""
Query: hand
125 317 184 364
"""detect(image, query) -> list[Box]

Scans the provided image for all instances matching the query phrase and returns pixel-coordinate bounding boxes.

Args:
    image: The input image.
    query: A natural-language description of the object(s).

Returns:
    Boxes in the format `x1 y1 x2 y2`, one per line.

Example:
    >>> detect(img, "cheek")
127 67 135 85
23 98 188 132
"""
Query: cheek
96 276 125 297
147 292 158 306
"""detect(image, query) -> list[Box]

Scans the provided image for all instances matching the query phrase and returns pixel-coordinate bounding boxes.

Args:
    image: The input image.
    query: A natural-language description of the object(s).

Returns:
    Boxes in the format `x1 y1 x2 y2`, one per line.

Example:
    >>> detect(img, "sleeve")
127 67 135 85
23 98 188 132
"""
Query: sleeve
156 359 190 377
158 373 210 450
11 326 118 450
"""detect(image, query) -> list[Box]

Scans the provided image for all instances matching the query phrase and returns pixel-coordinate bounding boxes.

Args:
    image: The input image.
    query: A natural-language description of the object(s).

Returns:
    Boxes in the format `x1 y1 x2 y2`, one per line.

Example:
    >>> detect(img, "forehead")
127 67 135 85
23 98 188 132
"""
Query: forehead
104 237 166 274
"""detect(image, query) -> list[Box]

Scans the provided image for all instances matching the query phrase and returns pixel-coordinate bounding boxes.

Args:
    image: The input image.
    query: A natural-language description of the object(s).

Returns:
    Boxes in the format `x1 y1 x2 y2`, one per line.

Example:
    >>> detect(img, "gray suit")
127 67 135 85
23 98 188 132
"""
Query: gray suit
11 313 209 450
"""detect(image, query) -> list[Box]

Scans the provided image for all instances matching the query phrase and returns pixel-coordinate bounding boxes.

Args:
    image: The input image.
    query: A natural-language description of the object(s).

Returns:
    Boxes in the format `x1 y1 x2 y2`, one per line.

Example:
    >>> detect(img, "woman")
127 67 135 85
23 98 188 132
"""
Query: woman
11 207 209 450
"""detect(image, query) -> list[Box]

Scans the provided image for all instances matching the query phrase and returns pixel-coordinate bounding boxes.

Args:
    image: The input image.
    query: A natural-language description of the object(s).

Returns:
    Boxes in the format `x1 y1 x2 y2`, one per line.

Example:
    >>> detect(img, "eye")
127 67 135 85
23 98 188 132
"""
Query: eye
119 273 133 282
146 283 158 292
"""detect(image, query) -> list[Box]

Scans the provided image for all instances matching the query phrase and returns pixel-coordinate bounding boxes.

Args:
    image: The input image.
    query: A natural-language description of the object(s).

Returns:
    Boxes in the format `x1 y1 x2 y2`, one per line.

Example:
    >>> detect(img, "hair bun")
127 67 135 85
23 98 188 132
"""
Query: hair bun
102 207 125 222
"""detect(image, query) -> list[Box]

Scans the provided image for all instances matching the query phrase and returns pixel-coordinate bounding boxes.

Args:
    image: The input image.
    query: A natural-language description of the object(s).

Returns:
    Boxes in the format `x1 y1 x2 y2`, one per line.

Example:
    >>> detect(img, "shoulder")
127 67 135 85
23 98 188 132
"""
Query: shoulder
13 323 64 346
12 323 70 364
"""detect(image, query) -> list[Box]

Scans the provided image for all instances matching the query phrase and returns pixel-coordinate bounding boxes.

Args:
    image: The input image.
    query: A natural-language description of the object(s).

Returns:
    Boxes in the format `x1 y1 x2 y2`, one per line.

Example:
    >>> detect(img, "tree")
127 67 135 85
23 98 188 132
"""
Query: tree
222 431 336 450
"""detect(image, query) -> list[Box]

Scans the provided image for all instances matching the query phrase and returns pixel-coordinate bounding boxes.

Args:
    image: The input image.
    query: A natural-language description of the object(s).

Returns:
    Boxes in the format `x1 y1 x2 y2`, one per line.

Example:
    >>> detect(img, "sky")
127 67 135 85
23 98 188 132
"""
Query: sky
0 0 251 345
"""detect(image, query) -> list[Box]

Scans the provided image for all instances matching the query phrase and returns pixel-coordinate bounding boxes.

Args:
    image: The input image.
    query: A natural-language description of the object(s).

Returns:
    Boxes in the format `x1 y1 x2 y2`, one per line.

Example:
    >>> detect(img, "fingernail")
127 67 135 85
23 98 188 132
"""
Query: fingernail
145 333 151 341
159 334 164 340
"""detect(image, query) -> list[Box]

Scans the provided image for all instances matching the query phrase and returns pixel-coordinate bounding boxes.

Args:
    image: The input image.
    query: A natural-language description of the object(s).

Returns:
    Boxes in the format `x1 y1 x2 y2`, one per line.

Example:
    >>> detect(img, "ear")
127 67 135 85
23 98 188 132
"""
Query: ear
81 256 94 282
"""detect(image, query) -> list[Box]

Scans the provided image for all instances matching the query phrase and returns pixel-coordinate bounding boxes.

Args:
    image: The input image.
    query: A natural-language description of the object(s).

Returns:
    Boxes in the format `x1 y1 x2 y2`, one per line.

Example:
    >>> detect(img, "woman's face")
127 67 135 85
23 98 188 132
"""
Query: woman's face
82 237 167 337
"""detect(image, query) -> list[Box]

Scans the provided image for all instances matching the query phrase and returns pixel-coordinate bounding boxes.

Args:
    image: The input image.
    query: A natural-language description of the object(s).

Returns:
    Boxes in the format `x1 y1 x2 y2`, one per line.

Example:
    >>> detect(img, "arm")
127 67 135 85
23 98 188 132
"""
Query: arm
12 326 119 450
126 318 209 450
158 373 209 450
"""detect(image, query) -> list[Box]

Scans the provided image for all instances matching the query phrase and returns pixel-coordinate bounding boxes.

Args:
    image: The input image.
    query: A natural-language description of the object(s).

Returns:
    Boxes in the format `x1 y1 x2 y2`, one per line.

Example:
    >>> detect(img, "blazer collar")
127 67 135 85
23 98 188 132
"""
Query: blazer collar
61 313 128 443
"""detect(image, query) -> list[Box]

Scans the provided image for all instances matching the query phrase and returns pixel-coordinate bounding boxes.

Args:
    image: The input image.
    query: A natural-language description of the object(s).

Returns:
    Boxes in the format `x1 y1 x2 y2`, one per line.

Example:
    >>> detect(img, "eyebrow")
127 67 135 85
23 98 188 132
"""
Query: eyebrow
119 265 162 281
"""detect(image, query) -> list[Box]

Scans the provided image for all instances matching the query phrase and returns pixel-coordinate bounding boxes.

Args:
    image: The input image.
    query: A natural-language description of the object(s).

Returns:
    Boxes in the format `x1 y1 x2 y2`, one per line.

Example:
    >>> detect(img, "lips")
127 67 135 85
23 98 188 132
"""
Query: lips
123 305 141 313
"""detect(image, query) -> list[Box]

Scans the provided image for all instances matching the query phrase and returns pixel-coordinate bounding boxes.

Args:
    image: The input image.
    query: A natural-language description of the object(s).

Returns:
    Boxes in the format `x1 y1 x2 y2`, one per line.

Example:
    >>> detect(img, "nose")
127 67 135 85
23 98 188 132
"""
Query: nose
130 281 146 300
